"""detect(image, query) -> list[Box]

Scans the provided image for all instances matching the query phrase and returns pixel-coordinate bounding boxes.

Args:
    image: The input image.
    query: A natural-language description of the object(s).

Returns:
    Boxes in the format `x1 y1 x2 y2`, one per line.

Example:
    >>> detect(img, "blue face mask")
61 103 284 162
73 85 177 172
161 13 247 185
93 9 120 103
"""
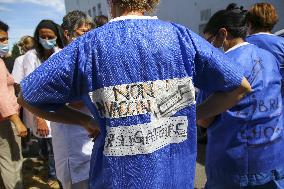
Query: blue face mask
0 43 9 57
39 37 57 50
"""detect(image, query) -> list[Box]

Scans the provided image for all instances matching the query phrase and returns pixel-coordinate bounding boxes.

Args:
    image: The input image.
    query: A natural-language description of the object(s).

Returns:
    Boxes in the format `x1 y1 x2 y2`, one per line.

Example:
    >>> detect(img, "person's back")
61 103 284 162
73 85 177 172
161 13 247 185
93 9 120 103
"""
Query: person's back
246 34 284 75
21 16 246 188
77 17 199 188
19 1 252 189
200 4 284 188
246 3 284 76
205 44 283 185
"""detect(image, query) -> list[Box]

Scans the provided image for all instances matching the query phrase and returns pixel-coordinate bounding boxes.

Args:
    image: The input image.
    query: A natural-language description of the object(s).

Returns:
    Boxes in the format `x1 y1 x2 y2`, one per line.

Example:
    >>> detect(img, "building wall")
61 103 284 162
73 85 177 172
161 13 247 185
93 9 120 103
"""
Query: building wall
65 0 284 34
156 0 284 34
64 0 109 19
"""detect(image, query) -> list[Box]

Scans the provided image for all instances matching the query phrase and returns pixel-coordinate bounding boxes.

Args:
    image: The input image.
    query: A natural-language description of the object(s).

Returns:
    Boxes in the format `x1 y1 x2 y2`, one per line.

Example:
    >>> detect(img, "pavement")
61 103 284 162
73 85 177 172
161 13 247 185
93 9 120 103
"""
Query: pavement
194 143 207 189
1 137 207 189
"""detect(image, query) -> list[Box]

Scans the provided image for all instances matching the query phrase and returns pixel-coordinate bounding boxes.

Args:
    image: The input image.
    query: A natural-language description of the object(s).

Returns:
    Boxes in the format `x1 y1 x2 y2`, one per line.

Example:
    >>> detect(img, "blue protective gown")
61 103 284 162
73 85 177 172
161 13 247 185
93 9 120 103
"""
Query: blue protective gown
198 43 284 188
246 33 284 78
20 16 243 189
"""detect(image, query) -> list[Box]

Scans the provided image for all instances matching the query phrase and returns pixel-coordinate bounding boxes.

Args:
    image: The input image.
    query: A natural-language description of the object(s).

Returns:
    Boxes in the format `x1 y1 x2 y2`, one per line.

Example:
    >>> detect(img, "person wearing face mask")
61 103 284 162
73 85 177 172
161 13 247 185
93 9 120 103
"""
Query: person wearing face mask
0 20 27 189
49 10 95 189
18 0 252 188
21 19 64 186
198 3 284 189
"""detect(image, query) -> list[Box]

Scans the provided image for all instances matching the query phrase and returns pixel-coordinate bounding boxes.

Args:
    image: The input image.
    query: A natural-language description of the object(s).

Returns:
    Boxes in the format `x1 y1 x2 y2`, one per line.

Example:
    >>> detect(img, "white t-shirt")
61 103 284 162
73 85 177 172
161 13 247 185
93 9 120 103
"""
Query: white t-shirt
12 55 25 83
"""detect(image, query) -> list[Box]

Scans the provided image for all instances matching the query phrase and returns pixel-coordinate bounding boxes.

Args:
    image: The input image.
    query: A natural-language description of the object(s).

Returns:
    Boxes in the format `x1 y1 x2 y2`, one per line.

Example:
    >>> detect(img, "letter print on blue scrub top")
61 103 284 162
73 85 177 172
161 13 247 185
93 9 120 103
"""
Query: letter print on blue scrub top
246 34 284 80
199 43 284 187
20 18 243 189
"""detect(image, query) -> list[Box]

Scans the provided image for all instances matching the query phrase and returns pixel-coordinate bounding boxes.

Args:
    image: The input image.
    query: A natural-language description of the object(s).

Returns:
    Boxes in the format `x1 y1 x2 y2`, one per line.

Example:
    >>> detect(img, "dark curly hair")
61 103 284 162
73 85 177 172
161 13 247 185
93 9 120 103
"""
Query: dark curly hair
112 0 160 13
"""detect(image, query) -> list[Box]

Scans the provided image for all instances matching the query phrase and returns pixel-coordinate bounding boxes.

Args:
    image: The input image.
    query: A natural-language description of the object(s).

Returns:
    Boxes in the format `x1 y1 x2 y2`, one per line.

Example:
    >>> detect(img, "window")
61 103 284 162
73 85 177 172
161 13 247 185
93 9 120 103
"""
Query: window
200 9 211 22
199 24 206 36
93 6 97 17
98 3 102 15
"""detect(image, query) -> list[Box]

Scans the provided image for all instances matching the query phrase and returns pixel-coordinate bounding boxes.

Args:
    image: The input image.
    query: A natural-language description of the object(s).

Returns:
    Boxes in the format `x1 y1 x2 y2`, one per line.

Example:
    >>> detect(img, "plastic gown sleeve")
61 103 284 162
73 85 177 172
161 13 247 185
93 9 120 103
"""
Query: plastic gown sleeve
189 31 244 93
20 41 81 111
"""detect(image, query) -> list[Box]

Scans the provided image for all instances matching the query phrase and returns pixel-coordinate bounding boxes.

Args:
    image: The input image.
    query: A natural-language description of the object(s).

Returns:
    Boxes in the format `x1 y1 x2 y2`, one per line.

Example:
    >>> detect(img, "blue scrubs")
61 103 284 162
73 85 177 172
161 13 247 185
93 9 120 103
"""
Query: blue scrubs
246 33 284 78
247 34 284 122
198 43 284 189
20 17 243 189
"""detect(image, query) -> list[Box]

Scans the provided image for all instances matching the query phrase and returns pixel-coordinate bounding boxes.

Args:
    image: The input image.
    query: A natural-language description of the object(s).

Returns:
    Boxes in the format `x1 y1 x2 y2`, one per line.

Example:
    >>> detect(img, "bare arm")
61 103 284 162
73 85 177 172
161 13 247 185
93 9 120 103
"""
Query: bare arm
8 114 27 137
197 117 215 128
18 94 100 137
197 78 251 124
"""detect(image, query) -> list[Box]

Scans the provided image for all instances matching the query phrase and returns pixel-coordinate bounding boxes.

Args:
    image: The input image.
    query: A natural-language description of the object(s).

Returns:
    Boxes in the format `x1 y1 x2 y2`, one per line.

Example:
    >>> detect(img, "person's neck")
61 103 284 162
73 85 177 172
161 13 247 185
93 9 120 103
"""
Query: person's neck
225 38 244 52
250 29 272 35
43 49 54 60
120 11 144 16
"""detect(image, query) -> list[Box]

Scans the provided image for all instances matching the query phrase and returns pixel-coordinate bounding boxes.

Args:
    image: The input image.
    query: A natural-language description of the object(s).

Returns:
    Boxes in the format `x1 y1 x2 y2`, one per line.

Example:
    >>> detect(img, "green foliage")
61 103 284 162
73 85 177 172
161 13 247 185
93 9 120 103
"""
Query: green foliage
11 43 21 59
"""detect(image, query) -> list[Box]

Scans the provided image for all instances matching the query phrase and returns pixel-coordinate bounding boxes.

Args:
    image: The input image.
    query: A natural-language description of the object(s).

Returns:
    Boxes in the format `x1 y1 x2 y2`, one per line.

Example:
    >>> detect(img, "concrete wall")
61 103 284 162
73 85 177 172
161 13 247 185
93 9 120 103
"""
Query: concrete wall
65 0 284 33
155 0 284 34
64 0 109 18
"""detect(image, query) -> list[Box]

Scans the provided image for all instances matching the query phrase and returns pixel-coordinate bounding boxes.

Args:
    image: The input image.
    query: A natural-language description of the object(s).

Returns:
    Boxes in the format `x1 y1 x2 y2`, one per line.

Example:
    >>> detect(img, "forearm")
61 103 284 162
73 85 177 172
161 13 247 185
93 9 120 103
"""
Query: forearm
18 94 92 126
7 113 21 125
197 78 251 120
197 117 215 128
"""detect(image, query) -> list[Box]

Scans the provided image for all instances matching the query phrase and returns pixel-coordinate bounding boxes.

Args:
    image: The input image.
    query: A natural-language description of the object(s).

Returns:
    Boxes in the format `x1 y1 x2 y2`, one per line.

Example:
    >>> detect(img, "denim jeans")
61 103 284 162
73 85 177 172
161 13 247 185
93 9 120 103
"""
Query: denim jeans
38 138 56 178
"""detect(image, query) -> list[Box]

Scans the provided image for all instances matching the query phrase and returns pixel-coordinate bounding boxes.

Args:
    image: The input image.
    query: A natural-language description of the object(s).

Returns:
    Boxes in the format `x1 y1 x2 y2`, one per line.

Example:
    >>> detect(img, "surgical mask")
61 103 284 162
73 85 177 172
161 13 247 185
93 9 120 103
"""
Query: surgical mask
0 43 9 57
218 45 225 53
210 33 226 53
39 37 57 50
217 40 225 53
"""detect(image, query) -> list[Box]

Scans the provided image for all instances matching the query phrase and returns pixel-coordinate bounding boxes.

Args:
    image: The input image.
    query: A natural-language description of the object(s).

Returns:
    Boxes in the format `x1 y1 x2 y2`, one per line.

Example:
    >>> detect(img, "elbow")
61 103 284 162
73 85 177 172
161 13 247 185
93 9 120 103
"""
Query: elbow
197 120 210 128
197 117 215 128
238 78 252 99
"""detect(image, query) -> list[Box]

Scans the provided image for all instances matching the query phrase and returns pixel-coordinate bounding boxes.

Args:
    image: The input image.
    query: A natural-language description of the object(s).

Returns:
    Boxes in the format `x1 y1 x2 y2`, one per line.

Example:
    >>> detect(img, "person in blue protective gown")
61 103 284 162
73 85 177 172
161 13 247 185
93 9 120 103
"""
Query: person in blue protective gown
18 0 252 188
246 3 284 78
199 3 284 189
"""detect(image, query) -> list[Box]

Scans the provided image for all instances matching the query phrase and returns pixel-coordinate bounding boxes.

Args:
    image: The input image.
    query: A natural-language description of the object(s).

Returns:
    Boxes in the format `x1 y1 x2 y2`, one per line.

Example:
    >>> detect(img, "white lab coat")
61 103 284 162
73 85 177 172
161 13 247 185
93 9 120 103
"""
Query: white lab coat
21 49 60 137
51 106 93 185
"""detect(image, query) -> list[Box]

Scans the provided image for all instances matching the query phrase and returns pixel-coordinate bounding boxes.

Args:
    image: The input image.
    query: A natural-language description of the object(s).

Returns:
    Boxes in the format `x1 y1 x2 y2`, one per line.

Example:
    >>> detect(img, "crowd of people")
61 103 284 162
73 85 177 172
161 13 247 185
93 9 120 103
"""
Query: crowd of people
0 0 283 189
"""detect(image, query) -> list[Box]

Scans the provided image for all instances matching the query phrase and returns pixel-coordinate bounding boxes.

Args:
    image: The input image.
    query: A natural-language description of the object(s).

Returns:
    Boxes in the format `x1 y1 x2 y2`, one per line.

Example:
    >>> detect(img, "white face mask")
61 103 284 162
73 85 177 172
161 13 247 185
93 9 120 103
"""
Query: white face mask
211 38 225 53
218 41 225 53
39 37 57 50
0 43 9 57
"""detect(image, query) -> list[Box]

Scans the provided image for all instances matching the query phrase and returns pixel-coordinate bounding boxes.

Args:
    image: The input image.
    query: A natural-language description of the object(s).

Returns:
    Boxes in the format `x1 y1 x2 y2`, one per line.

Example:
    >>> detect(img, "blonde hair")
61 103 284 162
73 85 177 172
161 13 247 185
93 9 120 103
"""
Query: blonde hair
113 0 160 13
18 36 34 54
